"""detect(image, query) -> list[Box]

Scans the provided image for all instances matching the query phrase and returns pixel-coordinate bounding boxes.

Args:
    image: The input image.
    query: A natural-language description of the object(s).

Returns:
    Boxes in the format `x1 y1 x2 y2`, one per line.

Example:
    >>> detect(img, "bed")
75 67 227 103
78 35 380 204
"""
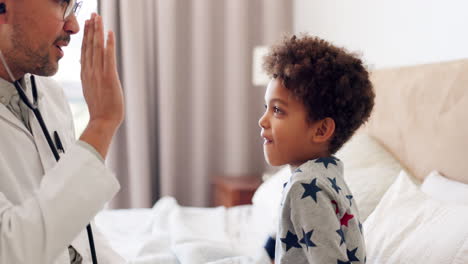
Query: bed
95 58 468 264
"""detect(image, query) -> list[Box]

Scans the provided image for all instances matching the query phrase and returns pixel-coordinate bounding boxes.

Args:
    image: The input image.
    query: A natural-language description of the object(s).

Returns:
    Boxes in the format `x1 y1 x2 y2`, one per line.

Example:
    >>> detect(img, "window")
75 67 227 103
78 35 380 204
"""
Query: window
53 0 98 137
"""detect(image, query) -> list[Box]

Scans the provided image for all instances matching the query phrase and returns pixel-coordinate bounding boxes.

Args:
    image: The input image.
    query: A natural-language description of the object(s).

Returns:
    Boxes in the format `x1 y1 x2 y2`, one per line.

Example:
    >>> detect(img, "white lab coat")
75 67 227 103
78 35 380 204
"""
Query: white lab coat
0 75 126 263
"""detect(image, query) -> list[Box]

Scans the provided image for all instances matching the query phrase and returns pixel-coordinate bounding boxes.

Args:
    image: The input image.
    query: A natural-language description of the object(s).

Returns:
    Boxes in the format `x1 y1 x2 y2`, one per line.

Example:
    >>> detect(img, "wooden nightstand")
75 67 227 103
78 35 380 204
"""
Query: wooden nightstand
212 175 262 207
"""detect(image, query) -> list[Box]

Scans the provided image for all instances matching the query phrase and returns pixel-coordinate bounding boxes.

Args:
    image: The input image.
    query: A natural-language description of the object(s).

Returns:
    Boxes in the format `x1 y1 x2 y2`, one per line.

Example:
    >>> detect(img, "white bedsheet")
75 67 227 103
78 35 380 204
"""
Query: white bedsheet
95 197 271 264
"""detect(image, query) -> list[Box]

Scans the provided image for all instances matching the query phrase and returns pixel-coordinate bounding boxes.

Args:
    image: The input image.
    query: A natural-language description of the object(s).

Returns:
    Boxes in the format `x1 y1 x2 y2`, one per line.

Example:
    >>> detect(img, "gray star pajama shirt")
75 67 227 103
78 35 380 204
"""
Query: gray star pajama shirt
265 157 366 264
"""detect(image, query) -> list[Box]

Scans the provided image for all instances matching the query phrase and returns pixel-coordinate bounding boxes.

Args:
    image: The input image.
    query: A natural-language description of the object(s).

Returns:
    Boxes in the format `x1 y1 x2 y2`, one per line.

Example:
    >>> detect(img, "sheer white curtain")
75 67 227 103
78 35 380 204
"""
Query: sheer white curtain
100 0 292 208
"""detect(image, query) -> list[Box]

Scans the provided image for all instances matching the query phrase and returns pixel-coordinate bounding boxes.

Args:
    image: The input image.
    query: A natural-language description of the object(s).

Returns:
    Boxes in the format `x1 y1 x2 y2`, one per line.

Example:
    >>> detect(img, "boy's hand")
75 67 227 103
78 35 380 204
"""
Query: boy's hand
79 13 124 158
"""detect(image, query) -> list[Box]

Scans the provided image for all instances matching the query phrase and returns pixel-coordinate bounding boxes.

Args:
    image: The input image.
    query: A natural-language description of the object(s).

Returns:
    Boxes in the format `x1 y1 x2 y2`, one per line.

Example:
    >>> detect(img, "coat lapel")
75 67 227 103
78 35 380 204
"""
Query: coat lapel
0 77 34 139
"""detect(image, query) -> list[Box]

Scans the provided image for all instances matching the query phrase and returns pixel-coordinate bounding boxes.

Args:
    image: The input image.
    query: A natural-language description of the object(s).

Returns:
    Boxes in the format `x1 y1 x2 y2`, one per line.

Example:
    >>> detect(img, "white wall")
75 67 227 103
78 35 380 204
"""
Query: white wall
294 0 468 69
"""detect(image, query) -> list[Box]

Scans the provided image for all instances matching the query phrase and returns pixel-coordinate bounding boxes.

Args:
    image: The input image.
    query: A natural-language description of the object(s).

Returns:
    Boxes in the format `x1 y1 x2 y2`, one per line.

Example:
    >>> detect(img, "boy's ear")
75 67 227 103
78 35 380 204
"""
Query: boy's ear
311 117 335 143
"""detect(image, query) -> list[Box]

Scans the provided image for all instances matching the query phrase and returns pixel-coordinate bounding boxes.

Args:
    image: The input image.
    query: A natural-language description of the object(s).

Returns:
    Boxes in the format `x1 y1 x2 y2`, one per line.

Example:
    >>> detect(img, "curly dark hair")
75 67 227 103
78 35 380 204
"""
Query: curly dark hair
263 34 375 154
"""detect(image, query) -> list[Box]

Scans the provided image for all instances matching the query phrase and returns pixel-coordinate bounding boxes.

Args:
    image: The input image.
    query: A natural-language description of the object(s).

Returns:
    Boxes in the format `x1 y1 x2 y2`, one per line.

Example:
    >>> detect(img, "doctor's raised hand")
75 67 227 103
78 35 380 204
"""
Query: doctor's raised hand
79 13 124 159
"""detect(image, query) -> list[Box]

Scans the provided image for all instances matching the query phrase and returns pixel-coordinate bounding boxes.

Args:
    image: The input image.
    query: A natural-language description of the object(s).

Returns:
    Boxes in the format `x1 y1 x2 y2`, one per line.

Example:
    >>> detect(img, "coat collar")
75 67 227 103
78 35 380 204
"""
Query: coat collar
0 75 35 137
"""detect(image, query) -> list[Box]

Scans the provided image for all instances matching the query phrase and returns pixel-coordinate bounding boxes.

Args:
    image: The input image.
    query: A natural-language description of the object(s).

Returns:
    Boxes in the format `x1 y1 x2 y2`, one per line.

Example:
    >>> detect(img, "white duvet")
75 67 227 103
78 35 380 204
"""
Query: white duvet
94 133 404 264
95 197 272 264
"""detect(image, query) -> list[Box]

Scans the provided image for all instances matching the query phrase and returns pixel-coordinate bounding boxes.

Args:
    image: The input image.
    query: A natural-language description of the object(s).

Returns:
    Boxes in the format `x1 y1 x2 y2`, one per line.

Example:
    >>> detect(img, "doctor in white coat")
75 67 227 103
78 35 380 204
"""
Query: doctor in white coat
0 0 126 263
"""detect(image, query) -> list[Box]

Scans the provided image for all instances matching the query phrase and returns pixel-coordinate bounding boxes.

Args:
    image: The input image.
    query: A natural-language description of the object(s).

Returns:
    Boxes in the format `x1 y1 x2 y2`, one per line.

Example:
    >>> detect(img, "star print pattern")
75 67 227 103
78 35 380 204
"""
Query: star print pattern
332 200 340 214
347 248 360 262
315 156 339 168
301 178 322 202
280 231 301 251
299 229 317 250
336 228 346 245
328 177 342 194
340 212 354 227
337 248 361 263
275 158 365 264
346 195 353 206
338 260 351 264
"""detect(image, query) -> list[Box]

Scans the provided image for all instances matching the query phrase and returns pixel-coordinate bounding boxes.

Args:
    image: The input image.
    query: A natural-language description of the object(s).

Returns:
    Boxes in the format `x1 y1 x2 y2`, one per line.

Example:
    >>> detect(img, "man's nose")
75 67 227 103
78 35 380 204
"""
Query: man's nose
64 14 80 35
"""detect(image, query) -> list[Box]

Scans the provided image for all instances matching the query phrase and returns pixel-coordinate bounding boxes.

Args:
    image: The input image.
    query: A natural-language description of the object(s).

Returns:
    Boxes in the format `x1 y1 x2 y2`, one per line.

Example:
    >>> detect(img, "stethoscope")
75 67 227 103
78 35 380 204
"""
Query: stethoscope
0 51 99 263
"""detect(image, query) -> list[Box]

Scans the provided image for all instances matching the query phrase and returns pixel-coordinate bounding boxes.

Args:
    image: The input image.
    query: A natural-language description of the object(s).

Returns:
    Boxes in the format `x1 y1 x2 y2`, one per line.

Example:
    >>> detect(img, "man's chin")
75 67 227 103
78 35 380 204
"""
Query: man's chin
31 63 59 77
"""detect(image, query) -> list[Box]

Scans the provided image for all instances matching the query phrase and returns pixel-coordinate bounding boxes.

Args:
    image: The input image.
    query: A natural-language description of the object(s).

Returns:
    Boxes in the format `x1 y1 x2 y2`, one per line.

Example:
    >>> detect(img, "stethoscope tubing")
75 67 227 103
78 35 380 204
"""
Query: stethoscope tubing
14 75 99 264
14 76 60 161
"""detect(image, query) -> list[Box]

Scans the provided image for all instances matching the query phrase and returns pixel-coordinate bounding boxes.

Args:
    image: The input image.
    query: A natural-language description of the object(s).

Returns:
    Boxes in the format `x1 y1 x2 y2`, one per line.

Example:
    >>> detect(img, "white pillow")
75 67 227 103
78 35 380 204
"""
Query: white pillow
421 170 468 205
337 132 402 172
364 170 468 264
343 167 399 221
336 133 403 221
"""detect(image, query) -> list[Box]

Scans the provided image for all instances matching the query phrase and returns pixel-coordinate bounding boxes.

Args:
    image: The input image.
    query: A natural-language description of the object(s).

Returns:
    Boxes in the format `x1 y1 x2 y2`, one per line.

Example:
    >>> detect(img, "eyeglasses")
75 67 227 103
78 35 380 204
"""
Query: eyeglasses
63 0 82 20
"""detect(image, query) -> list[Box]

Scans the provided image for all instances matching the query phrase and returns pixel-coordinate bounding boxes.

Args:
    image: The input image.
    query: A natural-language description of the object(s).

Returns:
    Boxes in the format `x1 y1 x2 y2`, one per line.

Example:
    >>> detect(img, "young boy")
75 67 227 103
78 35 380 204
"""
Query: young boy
259 35 374 264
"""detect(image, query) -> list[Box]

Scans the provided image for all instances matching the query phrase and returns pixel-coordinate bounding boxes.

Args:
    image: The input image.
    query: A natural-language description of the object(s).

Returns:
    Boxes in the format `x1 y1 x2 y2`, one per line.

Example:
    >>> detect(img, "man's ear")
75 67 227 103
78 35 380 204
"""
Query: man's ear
311 117 335 143
0 1 8 24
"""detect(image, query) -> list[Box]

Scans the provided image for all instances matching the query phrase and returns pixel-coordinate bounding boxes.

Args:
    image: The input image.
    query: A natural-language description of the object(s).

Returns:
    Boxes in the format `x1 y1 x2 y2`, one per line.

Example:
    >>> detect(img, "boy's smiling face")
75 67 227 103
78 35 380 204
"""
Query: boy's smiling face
259 78 329 167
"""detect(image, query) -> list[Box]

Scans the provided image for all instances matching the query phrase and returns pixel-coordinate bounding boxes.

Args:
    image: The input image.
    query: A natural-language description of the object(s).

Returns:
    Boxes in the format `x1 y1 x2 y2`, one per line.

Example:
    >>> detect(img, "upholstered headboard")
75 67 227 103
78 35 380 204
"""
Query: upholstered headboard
366 59 468 183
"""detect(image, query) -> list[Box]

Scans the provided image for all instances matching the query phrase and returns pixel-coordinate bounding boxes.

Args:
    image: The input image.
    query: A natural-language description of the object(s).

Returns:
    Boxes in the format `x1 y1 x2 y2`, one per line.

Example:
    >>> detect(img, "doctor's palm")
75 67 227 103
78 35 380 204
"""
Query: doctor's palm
78 13 124 159
80 14 124 128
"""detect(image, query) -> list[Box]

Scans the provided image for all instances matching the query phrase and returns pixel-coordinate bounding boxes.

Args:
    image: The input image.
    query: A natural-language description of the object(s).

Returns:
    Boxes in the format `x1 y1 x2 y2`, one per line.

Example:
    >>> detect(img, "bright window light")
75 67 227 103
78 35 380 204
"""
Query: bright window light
54 0 98 137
